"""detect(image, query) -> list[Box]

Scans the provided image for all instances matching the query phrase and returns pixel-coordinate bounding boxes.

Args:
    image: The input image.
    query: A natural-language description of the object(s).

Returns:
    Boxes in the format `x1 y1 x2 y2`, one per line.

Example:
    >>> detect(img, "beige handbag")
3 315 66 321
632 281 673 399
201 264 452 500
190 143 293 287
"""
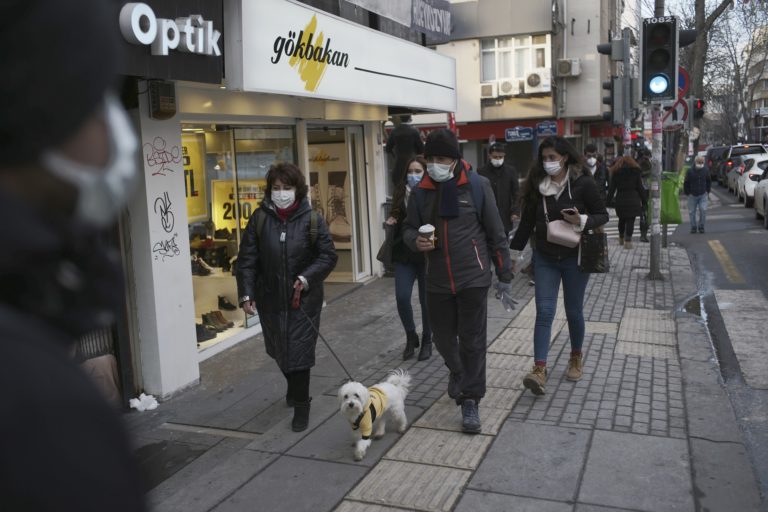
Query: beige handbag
543 196 580 248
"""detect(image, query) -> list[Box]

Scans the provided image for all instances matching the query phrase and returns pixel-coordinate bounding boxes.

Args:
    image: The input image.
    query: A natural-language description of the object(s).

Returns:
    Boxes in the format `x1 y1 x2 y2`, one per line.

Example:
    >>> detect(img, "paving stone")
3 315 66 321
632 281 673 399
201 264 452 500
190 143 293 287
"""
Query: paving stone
615 341 676 359
584 321 619 335
384 427 492 470
334 501 411 512
347 460 471 512
468 422 591 501
213 456 365 512
455 490 572 512
482 388 523 410
689 439 761 512
617 328 677 346
487 353 533 371
486 367 526 389
579 431 694 511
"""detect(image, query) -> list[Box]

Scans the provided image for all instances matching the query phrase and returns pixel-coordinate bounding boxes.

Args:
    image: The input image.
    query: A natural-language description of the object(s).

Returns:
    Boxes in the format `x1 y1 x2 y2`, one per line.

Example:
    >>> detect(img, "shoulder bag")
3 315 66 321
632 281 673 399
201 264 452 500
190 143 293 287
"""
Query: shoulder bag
542 196 580 248
578 226 609 273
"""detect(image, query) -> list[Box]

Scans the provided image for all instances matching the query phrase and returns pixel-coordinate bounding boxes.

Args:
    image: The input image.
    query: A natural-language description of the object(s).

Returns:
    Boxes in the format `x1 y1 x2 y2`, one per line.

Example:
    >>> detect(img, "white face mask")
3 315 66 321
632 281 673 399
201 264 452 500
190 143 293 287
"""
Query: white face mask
586 157 597 167
427 161 454 182
271 189 296 209
42 94 139 229
543 160 563 176
695 163 704 169
490 158 504 168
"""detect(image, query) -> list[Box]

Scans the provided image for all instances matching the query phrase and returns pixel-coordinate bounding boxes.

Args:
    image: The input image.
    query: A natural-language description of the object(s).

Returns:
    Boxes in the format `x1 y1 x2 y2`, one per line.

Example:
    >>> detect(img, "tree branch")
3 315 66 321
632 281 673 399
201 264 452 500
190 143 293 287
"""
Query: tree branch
704 0 733 31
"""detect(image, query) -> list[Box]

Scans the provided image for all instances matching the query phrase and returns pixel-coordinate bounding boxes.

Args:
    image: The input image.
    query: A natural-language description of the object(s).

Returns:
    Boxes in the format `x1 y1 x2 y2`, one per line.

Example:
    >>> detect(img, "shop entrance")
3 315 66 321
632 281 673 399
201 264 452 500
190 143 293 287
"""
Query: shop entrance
307 125 371 282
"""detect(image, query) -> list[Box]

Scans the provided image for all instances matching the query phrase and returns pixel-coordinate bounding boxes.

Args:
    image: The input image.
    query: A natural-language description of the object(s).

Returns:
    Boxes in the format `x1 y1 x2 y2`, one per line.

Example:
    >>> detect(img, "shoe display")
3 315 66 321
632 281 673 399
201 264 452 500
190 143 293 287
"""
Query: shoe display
201 313 227 332
461 399 481 434
566 354 583 381
191 259 211 276
197 256 215 272
218 295 237 311
523 365 547 396
214 228 230 239
212 310 235 328
402 331 419 360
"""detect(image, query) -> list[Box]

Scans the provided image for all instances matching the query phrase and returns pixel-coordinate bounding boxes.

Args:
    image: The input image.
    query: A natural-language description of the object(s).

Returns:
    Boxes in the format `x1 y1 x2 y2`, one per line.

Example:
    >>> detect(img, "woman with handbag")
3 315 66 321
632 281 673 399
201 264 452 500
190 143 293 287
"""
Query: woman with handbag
386 156 432 361
510 136 608 395
607 156 648 249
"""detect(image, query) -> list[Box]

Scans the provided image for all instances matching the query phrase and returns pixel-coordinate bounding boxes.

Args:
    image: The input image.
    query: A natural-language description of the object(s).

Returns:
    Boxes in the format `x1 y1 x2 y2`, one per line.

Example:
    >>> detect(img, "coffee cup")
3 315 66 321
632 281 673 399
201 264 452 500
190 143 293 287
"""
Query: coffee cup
418 224 436 248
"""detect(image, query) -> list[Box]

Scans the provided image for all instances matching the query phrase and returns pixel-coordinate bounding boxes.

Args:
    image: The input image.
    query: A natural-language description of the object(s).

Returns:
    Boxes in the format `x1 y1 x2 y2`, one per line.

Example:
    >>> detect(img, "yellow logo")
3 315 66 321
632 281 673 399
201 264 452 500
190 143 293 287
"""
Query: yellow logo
271 15 350 92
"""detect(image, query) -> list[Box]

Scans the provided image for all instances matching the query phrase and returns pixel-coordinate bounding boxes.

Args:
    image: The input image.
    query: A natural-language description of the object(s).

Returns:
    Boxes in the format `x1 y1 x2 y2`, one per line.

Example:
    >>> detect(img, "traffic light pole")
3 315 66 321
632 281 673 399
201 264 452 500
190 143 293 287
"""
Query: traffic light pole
622 28 632 156
648 103 664 280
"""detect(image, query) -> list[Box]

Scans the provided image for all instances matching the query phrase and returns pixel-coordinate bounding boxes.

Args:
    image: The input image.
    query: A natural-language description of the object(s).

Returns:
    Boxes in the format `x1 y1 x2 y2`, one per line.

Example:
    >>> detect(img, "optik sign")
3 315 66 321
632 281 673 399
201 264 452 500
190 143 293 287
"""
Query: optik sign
119 2 221 56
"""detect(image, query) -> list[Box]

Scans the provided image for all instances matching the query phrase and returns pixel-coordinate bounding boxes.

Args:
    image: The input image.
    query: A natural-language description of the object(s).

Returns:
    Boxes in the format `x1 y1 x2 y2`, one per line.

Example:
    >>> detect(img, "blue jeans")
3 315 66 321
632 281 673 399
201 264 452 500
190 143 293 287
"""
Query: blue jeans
532 251 590 363
687 194 707 230
394 261 431 338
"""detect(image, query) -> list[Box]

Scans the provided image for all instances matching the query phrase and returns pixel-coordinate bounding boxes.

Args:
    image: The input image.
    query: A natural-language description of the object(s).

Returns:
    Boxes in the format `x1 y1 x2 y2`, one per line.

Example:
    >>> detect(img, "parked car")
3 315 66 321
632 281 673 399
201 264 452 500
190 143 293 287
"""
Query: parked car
753 166 768 229
719 144 768 186
737 154 768 207
705 145 729 181
726 157 746 193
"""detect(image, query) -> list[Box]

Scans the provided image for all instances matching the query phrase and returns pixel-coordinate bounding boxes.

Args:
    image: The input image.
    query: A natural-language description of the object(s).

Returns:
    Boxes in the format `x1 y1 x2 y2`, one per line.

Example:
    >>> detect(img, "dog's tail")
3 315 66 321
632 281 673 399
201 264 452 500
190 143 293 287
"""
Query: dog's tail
386 368 411 394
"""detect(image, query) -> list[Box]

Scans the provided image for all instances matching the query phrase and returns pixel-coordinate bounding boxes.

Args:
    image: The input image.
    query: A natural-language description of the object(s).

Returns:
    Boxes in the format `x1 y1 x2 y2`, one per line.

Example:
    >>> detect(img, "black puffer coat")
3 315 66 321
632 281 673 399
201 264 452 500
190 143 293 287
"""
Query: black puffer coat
607 166 648 218
236 199 337 373
510 170 609 261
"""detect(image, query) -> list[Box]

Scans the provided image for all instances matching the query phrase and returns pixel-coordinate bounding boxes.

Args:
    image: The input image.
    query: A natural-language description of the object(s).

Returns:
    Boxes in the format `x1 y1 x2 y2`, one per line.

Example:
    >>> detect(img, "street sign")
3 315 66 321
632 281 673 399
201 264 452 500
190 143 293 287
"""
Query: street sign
505 126 534 142
678 66 689 97
536 120 557 137
662 98 688 130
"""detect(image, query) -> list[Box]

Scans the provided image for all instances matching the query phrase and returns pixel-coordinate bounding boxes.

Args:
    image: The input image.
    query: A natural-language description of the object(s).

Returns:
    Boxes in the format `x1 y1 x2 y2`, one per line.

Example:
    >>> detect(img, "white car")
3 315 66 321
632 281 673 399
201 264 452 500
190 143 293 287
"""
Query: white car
754 166 768 229
737 154 768 207
726 158 747 194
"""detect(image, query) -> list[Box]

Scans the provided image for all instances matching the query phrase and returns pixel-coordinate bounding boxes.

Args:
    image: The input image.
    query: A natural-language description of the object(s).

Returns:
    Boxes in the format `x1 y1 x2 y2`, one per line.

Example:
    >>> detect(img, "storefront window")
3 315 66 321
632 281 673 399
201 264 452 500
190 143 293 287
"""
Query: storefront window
183 125 297 349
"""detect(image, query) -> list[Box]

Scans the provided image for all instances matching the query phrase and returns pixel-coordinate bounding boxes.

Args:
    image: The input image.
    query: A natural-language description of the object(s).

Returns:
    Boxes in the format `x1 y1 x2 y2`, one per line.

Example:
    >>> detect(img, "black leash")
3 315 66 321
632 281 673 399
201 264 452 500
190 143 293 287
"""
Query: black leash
297 303 355 381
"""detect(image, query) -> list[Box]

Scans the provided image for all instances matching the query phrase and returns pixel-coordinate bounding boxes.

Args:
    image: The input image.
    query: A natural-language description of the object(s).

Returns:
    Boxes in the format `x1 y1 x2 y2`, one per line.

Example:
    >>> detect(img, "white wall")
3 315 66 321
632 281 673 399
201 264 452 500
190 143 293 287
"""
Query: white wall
435 39 482 123
125 82 200 398
561 0 604 119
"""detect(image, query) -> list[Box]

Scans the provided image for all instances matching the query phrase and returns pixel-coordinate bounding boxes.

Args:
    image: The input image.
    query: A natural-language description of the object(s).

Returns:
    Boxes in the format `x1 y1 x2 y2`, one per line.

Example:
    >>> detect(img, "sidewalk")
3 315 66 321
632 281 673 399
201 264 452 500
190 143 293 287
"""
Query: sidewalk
126 240 763 512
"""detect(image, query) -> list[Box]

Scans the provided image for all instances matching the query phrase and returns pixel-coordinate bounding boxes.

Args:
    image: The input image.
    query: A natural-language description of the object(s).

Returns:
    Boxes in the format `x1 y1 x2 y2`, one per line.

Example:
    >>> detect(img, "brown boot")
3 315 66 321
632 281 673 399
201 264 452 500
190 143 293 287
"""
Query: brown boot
523 365 547 396
566 353 583 381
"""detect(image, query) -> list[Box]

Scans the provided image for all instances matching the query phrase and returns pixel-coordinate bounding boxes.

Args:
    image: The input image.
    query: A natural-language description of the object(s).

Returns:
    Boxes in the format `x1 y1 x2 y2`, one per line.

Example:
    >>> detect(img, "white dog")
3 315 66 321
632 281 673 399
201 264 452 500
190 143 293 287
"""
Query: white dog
337 369 411 461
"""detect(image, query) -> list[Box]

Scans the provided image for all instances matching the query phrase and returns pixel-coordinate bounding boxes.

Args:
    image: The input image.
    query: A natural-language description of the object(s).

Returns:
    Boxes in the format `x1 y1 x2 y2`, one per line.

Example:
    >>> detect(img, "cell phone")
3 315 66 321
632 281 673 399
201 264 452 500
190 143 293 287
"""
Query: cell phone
561 208 577 215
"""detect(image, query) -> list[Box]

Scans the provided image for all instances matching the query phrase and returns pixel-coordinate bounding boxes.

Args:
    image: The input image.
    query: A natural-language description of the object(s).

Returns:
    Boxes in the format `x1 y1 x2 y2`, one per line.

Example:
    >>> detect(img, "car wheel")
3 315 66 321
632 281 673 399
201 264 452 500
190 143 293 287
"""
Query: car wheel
745 196 753 208
756 207 763 220
764 201 768 229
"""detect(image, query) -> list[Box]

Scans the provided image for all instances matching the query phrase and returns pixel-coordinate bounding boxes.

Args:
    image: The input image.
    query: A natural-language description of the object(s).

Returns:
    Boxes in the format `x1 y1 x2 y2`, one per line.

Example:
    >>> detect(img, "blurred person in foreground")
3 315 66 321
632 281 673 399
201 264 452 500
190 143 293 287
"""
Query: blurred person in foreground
0 1 146 510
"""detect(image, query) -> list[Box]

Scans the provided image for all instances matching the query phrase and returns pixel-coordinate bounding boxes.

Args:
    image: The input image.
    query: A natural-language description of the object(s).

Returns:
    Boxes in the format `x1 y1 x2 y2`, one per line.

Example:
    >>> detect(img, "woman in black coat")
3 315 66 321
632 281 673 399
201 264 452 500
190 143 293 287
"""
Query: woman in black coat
607 156 648 249
237 163 338 432
386 156 432 361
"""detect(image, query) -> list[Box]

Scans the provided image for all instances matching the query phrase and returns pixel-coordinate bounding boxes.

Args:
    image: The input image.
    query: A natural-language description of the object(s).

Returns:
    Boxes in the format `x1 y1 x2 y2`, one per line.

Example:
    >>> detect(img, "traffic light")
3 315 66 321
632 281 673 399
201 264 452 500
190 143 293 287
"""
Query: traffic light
641 17 678 102
692 98 705 119
602 77 623 125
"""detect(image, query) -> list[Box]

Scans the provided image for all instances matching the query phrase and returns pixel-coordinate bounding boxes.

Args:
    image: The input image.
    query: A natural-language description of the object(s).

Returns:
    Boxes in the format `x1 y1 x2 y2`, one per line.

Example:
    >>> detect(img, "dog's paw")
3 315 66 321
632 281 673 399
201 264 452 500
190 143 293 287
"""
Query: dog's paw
353 448 366 461
397 424 407 434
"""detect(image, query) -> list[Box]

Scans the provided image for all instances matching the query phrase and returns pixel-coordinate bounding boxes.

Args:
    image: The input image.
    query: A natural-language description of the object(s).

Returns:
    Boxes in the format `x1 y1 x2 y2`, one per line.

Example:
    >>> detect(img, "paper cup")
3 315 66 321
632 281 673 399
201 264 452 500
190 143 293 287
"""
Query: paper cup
418 224 436 247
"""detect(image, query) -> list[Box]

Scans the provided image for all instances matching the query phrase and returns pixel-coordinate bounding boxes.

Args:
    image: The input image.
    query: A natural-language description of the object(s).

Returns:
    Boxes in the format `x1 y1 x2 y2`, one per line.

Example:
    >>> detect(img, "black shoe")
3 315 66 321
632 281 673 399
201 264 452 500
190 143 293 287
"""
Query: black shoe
291 399 311 432
195 323 216 343
461 399 481 434
402 331 419 360
698 227 705 233
218 295 238 311
417 335 432 361
640 235 649 243
690 228 697 234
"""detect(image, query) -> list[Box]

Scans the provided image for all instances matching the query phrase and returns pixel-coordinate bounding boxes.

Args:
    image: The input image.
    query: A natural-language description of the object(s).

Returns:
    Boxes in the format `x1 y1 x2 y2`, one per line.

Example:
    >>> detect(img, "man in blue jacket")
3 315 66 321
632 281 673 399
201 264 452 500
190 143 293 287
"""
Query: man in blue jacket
684 155 712 233
403 129 514 434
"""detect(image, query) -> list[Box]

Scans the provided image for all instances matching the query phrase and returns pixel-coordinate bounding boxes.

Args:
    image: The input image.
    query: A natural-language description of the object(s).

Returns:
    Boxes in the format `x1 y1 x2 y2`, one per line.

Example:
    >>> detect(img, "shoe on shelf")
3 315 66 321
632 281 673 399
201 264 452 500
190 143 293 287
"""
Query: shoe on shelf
218 295 237 311
402 331 419 360
202 313 227 332
461 399 481 434
523 365 547 396
212 310 235 328
195 323 216 343
566 354 583 381
197 257 215 272
214 228 230 239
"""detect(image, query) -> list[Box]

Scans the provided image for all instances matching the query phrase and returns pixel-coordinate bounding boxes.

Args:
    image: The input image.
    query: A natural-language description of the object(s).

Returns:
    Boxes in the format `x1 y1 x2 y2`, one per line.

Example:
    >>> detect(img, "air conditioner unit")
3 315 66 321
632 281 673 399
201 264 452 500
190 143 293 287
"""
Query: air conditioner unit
556 58 581 77
480 82 498 99
525 68 552 94
498 79 520 97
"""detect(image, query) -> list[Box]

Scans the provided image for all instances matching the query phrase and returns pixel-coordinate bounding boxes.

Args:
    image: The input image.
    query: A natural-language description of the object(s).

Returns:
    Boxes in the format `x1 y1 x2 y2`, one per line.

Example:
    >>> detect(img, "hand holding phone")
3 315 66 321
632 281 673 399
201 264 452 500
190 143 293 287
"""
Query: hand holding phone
561 207 578 216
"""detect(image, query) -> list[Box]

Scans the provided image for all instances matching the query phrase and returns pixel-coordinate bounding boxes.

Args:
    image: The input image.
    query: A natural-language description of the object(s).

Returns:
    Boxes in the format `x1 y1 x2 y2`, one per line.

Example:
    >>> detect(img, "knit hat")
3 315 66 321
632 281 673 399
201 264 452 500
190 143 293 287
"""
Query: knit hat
489 142 506 154
424 129 461 160
0 0 122 166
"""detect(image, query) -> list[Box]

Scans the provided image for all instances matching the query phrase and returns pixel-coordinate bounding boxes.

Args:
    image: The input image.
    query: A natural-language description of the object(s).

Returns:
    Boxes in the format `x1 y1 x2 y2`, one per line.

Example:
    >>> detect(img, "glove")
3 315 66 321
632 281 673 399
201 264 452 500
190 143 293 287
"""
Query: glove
494 281 517 312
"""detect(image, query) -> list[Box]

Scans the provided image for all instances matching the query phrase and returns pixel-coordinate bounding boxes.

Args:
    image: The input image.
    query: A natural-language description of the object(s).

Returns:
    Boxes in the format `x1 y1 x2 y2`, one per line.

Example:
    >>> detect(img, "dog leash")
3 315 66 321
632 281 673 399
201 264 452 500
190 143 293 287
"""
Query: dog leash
292 285 355 381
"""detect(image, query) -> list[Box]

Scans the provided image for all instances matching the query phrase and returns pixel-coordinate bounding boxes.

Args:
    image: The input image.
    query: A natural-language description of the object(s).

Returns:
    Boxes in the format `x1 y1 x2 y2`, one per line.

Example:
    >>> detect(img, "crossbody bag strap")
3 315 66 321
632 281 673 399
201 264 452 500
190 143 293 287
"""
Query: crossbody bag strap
542 195 550 223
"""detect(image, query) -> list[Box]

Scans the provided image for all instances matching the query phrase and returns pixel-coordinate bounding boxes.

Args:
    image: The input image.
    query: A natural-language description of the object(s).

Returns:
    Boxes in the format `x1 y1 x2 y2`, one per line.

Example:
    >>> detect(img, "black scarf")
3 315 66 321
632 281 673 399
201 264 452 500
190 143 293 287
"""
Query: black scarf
438 176 459 218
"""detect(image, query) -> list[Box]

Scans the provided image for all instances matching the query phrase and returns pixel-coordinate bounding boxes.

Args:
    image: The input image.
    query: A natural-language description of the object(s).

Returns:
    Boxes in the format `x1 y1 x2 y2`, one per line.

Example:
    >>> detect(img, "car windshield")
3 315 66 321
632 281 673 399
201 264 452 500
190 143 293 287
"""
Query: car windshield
731 146 767 157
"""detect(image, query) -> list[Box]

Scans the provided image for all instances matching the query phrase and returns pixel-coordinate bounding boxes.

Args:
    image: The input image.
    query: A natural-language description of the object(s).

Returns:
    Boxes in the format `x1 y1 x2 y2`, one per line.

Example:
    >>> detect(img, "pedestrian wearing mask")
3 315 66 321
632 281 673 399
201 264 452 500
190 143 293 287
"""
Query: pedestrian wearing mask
403 129 514 434
583 143 608 203
636 149 652 242
607 156 648 249
0 1 147 509
386 156 432 361
478 142 519 236
237 163 338 432
684 155 711 234
510 136 608 396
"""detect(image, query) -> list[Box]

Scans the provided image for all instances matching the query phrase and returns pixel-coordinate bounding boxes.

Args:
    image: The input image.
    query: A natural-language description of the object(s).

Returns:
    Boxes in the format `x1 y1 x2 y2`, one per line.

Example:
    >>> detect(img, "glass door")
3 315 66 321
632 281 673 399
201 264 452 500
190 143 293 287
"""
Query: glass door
347 126 371 280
